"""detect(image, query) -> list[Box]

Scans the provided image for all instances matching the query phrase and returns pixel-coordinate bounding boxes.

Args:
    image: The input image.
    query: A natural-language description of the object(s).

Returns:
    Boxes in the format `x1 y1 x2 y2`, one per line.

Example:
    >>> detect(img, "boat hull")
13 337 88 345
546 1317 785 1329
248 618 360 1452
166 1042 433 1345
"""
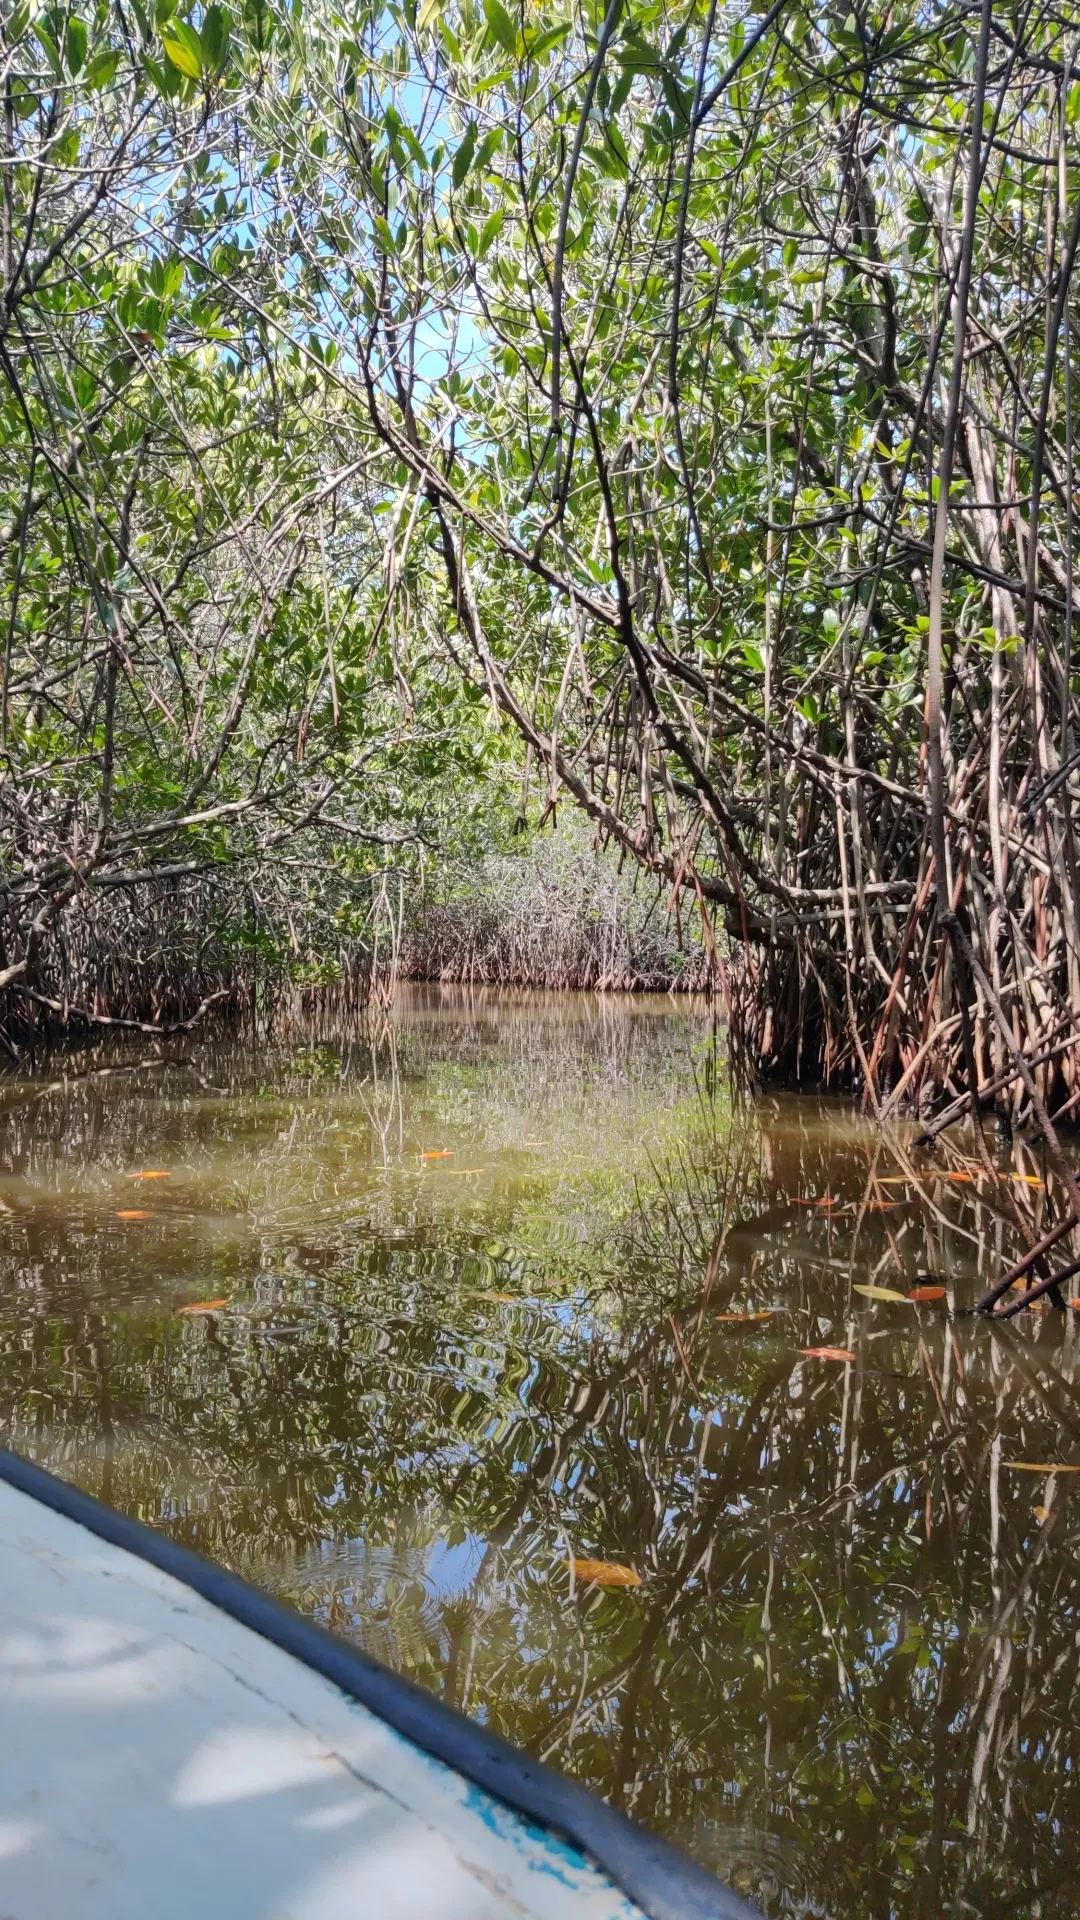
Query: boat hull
0 1453 757 1920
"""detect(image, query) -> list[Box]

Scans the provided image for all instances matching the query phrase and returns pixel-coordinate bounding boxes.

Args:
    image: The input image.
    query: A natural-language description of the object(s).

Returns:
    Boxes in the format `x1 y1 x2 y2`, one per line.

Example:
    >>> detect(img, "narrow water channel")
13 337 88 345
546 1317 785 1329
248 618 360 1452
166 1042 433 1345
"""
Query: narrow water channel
0 986 1077 1918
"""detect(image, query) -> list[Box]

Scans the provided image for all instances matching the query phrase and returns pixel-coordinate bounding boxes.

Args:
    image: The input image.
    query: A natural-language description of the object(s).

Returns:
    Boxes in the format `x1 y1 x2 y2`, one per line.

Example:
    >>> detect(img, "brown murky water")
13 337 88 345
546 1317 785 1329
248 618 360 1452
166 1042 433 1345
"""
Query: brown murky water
1 985 1078 1918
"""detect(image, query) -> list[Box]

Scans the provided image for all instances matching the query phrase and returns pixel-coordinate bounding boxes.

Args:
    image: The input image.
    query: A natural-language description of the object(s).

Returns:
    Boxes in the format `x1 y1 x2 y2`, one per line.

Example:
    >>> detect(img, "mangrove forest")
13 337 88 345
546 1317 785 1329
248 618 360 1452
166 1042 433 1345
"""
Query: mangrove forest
4 0 1080 1914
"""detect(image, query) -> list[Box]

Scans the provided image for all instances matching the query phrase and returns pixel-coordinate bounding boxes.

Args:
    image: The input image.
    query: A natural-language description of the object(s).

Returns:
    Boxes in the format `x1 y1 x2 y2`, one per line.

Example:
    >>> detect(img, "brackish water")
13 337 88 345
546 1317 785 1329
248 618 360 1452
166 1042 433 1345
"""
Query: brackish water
1 986 1078 1919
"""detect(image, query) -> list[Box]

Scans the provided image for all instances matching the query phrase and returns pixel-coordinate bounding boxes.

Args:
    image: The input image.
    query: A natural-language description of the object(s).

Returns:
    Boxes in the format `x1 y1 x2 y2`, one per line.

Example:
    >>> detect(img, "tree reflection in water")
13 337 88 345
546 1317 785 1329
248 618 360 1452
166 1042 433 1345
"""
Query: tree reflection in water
0 985 1078 1918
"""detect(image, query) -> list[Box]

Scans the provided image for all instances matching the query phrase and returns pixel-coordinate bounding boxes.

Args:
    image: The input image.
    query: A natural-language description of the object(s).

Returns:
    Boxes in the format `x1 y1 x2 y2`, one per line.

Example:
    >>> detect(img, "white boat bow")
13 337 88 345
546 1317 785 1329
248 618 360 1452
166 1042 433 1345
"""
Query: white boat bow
0 1452 758 1920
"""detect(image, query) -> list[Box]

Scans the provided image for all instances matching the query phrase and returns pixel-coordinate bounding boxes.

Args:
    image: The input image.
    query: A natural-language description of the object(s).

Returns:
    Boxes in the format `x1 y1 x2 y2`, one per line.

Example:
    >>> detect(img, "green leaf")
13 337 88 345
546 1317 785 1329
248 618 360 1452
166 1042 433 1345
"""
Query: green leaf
418 0 441 30
201 3 230 74
527 19 570 57
482 0 518 58
33 23 63 74
658 66 691 125
143 50 182 93
400 122 428 169
587 141 625 180
614 32 661 72
65 17 87 74
451 119 477 188
86 46 121 86
606 120 629 168
162 21 204 77
243 0 273 51
478 209 503 255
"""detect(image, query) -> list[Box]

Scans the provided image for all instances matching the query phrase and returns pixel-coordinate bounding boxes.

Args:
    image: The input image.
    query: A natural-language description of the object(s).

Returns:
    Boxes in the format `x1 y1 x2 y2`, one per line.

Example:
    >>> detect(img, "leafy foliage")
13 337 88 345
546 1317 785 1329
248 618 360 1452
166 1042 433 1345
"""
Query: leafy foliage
3 0 1080 1114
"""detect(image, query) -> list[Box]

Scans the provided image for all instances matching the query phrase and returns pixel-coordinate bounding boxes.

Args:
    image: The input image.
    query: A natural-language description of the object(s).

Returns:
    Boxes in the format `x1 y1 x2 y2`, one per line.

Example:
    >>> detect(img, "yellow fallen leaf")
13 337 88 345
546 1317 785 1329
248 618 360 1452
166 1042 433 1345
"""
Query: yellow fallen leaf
800 1346 857 1363
177 1298 229 1315
1034 1505 1050 1522
1007 1173 1044 1186
116 1209 153 1220
524 1140 549 1148
1002 1462 1080 1473
444 1166 489 1175
466 1290 517 1302
130 1169 170 1180
884 1171 975 1184
853 1284 908 1303
567 1558 642 1589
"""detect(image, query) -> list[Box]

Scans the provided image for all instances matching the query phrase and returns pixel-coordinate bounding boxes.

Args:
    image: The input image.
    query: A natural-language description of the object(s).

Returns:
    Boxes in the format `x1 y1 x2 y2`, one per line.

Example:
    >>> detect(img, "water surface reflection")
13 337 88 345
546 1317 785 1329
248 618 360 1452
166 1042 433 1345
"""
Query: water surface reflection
1 986 1078 1918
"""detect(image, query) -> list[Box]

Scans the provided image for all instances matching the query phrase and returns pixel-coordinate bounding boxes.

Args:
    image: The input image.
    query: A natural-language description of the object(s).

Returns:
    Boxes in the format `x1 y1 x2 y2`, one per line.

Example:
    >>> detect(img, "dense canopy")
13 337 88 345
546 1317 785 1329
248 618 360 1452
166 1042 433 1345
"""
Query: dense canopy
1 0 1079 1134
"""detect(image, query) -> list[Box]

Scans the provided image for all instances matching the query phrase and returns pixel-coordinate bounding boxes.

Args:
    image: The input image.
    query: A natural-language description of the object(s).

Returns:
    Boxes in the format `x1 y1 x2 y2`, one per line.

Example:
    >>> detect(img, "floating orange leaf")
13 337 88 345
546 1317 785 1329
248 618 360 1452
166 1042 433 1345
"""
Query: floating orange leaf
177 1298 229 1315
116 1209 153 1220
792 1196 838 1209
861 1200 899 1211
716 1310 774 1323
941 1172 975 1182
421 1149 454 1159
130 1169 170 1180
1034 1504 1050 1522
1068 1298 1080 1311
800 1346 856 1363
908 1285 947 1302
1002 1461 1080 1473
567 1558 642 1589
